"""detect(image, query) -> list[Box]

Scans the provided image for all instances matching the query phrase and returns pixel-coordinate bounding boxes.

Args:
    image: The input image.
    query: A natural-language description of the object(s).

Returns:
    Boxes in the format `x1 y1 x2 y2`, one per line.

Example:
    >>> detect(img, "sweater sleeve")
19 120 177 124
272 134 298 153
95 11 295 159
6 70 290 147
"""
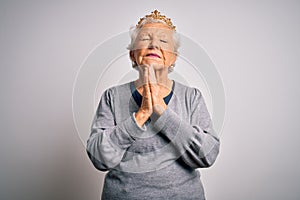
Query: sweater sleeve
86 88 146 171
152 88 220 168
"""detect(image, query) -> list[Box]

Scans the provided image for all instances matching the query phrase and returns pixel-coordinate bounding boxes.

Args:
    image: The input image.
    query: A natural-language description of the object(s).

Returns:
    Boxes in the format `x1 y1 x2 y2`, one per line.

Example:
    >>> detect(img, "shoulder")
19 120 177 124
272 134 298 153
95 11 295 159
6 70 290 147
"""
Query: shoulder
96 82 132 110
173 80 203 100
102 81 132 96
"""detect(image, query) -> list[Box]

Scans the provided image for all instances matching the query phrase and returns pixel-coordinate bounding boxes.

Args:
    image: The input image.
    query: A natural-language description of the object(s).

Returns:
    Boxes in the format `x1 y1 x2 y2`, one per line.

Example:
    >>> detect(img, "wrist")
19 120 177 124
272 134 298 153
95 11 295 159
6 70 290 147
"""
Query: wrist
153 103 167 116
135 110 150 127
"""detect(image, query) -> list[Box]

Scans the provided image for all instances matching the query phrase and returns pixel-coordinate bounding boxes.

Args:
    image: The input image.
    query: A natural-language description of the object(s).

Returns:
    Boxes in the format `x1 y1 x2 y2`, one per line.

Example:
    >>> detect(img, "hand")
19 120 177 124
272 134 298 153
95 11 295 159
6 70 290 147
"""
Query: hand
135 65 153 127
135 64 168 127
148 65 167 115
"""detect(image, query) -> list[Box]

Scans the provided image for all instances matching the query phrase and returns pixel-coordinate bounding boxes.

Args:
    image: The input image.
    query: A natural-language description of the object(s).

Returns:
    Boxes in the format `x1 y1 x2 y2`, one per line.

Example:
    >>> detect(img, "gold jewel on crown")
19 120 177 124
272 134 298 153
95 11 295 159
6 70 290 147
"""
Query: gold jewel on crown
136 10 176 30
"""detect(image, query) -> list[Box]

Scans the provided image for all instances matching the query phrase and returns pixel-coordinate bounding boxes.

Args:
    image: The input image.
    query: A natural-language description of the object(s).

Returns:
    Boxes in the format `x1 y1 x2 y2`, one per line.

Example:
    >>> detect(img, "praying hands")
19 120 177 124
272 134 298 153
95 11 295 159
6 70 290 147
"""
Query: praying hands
134 64 170 127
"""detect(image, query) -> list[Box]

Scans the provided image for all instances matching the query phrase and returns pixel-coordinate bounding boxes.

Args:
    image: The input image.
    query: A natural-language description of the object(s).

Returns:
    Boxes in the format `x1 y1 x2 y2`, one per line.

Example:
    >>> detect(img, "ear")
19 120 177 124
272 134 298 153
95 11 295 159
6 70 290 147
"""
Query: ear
129 51 135 62
170 51 178 66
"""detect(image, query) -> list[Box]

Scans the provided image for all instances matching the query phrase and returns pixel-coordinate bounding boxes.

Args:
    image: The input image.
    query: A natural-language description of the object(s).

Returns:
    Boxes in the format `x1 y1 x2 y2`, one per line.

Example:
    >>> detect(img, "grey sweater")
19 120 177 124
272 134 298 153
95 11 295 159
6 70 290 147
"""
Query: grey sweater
86 80 220 200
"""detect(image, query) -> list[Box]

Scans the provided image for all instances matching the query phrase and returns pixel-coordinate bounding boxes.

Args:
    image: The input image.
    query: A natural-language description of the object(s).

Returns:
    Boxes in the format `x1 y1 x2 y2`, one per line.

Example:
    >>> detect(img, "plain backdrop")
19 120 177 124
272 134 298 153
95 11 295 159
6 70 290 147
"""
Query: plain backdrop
1 1 300 200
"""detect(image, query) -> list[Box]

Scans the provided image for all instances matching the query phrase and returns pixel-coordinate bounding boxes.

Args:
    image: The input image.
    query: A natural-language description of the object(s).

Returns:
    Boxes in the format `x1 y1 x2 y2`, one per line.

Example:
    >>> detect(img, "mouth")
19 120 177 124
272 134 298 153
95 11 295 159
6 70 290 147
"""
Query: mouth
146 53 161 58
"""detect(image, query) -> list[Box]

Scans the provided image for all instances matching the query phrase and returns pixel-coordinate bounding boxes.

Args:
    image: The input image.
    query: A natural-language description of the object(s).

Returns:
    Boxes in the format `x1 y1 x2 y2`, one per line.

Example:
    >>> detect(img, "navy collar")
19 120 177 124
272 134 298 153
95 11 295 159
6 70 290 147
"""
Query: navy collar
130 81 175 107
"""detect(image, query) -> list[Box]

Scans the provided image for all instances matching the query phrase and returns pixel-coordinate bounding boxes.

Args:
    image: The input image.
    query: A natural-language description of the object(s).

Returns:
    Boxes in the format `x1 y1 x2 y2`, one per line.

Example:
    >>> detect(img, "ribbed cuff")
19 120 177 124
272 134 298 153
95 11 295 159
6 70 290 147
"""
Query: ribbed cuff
109 113 149 148
120 112 147 138
152 108 196 145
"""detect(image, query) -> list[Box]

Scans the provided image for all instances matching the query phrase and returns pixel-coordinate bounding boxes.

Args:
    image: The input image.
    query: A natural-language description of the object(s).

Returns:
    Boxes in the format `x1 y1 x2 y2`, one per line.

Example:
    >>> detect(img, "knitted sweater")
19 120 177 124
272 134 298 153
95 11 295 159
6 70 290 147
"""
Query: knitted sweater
86 80 220 200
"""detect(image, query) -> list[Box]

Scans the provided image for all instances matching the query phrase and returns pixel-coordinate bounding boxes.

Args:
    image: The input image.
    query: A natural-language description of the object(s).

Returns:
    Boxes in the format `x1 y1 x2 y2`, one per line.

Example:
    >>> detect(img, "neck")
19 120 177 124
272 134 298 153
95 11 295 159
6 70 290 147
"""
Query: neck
136 67 172 89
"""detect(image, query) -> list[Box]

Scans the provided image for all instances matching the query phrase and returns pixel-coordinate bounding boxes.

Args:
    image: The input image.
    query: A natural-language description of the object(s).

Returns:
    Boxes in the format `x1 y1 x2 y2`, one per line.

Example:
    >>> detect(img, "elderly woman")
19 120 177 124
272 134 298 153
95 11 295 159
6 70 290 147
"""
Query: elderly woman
86 10 220 200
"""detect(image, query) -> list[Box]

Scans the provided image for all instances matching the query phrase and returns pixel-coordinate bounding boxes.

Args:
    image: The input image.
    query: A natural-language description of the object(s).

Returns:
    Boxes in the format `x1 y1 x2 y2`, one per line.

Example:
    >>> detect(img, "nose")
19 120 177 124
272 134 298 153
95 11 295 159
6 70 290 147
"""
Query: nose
148 38 159 49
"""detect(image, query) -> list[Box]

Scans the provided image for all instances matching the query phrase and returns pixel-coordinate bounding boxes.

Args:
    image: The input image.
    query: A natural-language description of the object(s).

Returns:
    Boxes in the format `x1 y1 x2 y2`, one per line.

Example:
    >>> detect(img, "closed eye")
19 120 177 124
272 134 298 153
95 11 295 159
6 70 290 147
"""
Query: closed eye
139 34 151 41
160 40 167 43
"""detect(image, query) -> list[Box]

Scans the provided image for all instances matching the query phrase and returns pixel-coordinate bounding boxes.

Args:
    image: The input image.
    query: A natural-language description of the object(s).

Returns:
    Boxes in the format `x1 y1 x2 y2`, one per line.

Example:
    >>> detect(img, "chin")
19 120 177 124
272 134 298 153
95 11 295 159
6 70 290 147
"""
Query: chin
141 61 164 67
152 65 167 71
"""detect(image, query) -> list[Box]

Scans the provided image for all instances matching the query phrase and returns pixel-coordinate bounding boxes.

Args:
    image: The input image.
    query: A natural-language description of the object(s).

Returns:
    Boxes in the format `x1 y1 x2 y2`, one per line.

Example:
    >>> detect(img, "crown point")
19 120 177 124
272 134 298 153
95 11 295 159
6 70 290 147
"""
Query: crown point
136 10 176 31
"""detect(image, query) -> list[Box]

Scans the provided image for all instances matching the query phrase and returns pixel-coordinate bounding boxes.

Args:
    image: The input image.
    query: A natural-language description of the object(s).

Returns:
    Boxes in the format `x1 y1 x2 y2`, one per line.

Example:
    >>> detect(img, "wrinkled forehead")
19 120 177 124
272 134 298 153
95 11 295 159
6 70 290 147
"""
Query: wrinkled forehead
137 23 174 37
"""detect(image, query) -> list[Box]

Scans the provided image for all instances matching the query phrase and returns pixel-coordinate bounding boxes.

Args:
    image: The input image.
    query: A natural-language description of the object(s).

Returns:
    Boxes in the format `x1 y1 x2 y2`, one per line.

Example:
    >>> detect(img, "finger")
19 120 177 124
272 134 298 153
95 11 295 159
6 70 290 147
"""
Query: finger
148 64 157 84
143 83 151 99
143 68 151 97
149 82 158 99
141 65 151 85
135 65 149 89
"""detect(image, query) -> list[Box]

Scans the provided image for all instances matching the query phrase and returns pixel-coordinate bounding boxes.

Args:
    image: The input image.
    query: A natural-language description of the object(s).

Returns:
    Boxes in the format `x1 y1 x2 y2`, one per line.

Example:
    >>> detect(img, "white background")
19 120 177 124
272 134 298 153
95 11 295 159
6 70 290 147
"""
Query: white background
1 1 299 199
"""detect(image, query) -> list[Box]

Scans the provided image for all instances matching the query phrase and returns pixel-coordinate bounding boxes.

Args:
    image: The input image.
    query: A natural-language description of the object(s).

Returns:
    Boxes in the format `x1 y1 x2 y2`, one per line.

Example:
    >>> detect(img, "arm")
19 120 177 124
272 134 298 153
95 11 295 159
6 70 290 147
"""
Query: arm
86 88 145 171
152 88 220 168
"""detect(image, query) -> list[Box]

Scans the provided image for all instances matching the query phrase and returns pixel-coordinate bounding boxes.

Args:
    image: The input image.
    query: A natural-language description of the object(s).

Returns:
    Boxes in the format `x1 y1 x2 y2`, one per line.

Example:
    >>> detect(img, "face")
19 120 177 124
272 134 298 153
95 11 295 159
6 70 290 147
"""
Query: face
130 23 177 69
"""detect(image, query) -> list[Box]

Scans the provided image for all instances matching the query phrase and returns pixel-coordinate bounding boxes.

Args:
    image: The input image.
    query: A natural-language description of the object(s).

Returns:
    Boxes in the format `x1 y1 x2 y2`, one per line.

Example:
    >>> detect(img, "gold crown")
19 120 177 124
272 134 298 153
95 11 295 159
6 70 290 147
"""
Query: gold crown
136 10 176 30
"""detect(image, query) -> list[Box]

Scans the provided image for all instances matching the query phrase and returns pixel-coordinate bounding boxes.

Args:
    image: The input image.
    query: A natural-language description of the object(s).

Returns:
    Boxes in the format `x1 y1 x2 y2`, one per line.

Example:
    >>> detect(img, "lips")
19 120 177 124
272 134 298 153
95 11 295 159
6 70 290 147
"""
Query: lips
146 53 161 58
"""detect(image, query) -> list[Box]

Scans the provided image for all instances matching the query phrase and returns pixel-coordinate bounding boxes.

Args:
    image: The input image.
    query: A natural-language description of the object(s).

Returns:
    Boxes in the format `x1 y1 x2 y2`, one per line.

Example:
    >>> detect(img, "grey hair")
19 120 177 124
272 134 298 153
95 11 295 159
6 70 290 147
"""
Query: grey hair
127 18 180 72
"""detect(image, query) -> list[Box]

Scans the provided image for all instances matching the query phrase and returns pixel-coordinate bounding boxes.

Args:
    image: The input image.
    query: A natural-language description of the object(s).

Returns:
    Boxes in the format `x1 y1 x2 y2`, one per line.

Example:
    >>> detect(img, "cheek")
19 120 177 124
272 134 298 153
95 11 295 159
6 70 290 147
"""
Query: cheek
133 41 148 50
133 49 143 58
163 51 176 64
160 42 175 52
133 50 147 64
